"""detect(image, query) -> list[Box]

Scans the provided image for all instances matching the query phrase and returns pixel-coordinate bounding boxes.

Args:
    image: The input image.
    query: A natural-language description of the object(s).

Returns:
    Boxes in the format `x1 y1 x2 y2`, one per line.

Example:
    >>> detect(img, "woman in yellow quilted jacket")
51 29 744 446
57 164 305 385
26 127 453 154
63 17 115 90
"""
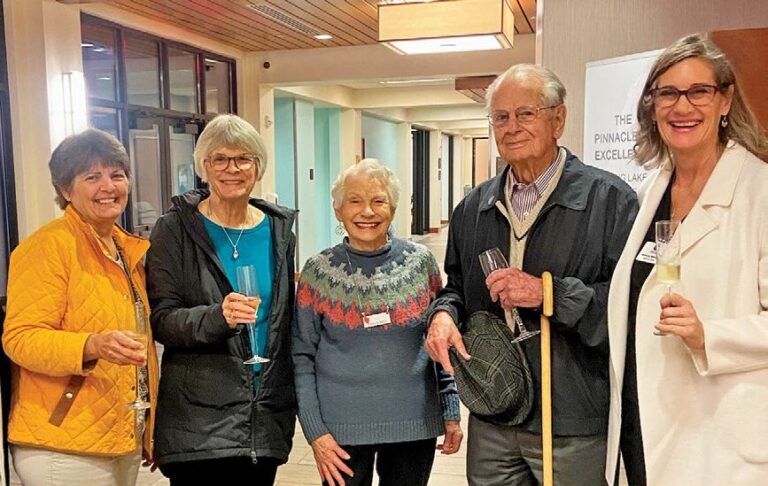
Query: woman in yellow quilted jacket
2 129 160 485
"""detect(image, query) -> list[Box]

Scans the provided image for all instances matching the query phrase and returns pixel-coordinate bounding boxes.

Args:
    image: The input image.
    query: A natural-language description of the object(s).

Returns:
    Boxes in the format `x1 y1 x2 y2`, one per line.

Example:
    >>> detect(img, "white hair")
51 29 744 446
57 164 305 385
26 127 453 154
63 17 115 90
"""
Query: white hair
331 158 400 209
485 63 567 111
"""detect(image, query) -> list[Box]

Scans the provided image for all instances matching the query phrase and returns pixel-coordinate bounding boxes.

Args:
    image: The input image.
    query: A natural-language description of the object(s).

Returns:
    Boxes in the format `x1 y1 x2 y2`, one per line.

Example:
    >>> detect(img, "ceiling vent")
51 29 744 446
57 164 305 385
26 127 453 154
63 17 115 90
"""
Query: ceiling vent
248 3 319 36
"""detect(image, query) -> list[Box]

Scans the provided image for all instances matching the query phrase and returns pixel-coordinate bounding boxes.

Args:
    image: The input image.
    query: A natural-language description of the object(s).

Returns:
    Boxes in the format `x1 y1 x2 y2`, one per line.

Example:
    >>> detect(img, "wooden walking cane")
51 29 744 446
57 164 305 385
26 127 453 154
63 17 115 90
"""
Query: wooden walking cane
541 272 554 486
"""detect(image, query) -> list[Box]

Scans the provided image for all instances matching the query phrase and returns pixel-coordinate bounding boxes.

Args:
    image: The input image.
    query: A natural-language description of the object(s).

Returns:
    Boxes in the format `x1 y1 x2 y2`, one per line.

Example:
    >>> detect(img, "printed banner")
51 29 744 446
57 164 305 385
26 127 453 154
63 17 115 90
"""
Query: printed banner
583 49 662 190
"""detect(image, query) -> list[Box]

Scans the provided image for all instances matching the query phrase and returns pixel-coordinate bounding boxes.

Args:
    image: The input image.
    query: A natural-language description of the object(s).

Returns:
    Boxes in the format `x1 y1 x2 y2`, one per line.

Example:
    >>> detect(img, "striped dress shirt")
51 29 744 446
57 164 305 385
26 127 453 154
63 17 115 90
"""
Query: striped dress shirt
505 148 564 220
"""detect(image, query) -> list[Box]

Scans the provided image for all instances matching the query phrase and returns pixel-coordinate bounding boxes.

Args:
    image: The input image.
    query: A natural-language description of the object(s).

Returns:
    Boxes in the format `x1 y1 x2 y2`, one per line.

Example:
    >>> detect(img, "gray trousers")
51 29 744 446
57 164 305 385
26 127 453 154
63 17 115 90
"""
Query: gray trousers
467 414 608 486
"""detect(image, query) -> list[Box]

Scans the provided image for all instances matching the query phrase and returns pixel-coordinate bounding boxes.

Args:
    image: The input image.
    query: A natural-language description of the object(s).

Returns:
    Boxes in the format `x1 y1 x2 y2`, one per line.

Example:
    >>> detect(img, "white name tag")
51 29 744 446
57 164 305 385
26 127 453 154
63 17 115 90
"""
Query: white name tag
363 311 391 328
636 241 656 264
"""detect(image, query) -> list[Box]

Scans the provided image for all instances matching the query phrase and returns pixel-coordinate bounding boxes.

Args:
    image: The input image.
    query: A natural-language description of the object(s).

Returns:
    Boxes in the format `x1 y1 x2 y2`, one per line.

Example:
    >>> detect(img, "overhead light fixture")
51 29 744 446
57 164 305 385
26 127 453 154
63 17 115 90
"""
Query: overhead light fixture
62 71 87 137
314 34 333 40
378 0 514 55
379 78 451 85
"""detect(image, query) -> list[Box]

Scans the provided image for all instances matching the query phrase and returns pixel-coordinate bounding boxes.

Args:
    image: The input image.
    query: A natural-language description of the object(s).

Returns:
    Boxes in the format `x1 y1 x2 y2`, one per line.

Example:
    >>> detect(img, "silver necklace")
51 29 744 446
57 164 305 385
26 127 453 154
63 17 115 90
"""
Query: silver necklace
207 199 248 260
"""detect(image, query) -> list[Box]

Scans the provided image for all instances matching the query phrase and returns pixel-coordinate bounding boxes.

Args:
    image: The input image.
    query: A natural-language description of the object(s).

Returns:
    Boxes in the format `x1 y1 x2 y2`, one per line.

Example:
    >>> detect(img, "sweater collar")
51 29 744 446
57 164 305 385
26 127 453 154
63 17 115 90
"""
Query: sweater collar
342 237 392 258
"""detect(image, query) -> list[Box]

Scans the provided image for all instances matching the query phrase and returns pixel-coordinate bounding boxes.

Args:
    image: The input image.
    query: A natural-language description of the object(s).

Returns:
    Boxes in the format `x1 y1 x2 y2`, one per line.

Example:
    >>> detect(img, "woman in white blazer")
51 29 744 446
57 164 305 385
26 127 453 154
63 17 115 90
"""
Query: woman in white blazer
606 33 768 485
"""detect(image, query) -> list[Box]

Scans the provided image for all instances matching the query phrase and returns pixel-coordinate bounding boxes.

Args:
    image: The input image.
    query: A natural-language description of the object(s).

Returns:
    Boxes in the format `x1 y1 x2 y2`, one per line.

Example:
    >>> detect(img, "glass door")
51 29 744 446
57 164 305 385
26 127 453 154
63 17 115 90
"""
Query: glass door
129 116 163 237
128 114 202 236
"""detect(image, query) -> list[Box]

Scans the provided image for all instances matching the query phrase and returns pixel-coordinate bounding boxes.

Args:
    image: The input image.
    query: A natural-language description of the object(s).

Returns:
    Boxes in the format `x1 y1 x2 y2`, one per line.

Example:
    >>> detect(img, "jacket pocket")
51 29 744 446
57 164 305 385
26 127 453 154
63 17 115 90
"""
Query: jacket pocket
182 354 251 408
718 382 768 464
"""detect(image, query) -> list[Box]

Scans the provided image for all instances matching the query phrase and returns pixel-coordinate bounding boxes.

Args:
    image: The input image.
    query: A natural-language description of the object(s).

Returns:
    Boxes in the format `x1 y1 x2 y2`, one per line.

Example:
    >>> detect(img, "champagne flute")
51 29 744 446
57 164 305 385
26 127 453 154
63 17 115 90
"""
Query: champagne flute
127 301 151 410
478 248 540 343
655 220 681 294
236 265 270 365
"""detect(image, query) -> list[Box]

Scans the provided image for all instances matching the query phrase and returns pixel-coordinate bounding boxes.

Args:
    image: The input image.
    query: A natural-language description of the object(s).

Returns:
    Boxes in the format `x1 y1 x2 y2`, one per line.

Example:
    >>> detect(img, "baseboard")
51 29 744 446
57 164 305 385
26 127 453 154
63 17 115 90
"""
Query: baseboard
441 219 449 224
428 227 440 234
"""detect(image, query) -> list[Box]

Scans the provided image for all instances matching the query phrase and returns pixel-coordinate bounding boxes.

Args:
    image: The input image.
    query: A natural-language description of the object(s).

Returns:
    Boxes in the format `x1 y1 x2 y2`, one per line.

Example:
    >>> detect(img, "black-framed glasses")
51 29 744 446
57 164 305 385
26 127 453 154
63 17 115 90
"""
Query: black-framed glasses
207 154 257 171
650 84 723 108
488 105 560 127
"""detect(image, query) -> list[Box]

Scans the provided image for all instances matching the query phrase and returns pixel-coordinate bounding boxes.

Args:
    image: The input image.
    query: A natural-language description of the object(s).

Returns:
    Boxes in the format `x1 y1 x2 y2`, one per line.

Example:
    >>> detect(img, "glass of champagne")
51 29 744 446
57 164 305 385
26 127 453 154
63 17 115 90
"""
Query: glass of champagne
478 248 540 343
236 264 269 365
127 301 151 410
655 220 681 293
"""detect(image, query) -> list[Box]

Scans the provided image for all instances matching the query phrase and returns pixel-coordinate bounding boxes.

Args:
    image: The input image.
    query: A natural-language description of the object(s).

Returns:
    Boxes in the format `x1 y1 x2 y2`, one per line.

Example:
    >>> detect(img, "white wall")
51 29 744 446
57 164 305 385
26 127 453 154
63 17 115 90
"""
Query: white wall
541 0 768 157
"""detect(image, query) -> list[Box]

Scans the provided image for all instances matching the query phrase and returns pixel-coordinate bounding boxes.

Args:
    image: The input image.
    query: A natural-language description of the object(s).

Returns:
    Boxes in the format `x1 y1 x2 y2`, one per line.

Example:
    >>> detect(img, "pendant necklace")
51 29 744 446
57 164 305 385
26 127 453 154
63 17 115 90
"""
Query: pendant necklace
207 200 247 260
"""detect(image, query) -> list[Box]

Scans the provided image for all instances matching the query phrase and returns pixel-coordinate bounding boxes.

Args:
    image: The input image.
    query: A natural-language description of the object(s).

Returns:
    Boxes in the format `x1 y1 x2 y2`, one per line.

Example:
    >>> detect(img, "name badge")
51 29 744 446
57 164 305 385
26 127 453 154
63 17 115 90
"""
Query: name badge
636 241 656 264
363 311 391 328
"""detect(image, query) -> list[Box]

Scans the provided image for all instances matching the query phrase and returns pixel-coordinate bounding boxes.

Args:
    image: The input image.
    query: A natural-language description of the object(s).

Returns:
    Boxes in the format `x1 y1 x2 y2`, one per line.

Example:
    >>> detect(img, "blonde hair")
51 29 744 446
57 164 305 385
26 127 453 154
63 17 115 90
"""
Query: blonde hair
635 33 768 168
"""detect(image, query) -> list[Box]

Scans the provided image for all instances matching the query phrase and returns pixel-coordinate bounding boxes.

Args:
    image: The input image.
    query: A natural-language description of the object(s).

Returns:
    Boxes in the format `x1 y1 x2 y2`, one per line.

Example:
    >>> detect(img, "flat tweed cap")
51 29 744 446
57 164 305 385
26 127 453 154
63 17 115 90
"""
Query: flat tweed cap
449 311 533 425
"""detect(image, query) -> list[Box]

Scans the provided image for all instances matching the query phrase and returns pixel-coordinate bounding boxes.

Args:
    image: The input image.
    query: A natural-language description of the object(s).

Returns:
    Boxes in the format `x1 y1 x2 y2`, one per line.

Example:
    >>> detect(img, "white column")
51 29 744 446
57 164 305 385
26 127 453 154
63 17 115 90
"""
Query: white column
395 121 412 238
256 84 275 198
339 108 361 170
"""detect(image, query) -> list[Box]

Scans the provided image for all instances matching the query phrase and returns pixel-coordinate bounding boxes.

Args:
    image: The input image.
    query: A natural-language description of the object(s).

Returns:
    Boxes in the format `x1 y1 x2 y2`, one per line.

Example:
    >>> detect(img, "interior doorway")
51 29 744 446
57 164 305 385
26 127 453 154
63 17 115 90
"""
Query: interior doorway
411 128 430 235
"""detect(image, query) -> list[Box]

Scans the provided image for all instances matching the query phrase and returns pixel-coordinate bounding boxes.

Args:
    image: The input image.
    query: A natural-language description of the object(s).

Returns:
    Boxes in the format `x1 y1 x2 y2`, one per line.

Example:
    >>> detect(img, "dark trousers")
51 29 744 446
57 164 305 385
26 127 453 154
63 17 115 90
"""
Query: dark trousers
325 438 437 486
467 414 607 486
160 456 280 486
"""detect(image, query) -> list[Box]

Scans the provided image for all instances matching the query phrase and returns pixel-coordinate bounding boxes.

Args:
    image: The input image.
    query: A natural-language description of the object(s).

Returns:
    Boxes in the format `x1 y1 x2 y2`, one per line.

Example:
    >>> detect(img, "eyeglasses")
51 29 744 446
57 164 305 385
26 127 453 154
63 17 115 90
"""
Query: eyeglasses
650 84 723 108
488 105 560 127
207 154 257 171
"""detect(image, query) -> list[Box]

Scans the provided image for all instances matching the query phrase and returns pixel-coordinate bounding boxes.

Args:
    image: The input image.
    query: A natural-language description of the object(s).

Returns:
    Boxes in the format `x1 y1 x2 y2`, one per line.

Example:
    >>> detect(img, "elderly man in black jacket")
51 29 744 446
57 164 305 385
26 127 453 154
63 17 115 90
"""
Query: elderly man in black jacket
425 64 638 486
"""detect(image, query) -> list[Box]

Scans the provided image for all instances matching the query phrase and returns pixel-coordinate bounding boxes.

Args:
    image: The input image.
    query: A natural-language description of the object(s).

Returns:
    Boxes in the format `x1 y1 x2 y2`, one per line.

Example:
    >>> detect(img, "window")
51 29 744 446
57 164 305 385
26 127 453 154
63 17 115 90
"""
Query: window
168 47 197 112
204 57 231 114
80 15 236 235
89 106 120 138
125 35 161 108
81 23 117 102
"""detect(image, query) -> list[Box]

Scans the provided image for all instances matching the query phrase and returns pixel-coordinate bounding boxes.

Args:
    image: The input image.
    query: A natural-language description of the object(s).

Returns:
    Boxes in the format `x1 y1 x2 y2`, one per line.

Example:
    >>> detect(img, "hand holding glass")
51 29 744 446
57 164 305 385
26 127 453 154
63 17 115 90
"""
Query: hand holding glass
478 248 540 343
655 220 680 293
236 265 269 365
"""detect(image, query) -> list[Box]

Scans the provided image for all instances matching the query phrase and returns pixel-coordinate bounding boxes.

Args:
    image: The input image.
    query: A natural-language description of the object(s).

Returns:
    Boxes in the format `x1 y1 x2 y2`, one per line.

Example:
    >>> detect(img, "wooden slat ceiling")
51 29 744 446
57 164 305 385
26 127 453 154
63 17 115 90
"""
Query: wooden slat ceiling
58 0 536 52
455 75 497 104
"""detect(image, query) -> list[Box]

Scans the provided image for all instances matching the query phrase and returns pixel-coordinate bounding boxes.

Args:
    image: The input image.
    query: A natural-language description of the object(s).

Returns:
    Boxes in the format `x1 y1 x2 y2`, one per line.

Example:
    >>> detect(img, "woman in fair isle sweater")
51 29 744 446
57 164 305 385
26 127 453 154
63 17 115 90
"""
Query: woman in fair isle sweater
293 159 462 486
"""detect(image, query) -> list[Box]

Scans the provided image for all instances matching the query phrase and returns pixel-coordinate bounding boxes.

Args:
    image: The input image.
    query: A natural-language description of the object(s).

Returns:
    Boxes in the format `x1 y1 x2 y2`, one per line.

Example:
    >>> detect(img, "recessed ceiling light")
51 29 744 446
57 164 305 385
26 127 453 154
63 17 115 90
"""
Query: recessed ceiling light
97 77 112 81
314 34 333 40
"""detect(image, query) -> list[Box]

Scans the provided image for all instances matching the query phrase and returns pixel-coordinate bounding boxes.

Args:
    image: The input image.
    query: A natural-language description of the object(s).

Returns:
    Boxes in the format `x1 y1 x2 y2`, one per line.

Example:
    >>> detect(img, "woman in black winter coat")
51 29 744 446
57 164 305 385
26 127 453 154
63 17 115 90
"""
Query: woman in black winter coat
146 114 297 486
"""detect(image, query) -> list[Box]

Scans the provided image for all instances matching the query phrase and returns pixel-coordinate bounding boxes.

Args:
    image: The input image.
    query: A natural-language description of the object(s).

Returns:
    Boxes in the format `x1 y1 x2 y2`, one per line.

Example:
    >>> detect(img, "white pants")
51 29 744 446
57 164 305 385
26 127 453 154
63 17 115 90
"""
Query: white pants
11 445 141 486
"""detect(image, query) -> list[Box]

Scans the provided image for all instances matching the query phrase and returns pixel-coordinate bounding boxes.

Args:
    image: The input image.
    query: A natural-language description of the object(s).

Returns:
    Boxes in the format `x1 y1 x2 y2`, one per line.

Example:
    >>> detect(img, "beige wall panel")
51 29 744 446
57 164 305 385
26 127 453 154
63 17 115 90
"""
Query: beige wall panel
541 0 768 157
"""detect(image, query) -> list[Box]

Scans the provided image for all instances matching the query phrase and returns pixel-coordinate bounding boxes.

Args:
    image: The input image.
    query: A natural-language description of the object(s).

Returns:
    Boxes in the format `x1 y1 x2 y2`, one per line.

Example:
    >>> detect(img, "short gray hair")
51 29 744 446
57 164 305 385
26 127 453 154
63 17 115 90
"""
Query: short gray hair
193 114 268 182
331 158 400 209
485 63 567 111
49 129 130 210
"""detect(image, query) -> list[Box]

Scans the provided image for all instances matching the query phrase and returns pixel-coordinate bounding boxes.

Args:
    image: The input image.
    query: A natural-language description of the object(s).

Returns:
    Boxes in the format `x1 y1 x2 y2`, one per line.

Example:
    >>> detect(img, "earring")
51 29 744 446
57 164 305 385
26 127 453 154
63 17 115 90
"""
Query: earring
720 115 729 128
335 223 345 236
